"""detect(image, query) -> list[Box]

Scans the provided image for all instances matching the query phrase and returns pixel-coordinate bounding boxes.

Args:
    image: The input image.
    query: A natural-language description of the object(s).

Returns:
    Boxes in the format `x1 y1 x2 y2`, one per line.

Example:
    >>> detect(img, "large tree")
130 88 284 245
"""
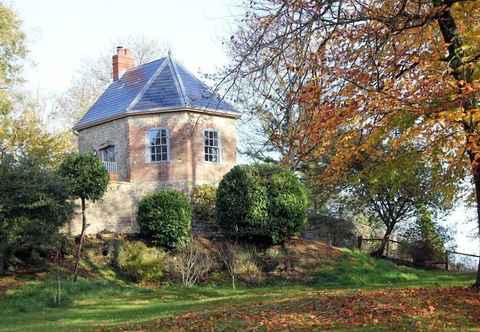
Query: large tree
1 92 73 164
0 2 26 153
0 3 71 163
225 0 480 286
54 36 167 128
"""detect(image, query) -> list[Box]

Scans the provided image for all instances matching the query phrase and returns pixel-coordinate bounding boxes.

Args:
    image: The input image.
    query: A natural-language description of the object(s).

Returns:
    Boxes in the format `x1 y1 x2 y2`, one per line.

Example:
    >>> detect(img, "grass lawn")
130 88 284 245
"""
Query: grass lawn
0 249 478 331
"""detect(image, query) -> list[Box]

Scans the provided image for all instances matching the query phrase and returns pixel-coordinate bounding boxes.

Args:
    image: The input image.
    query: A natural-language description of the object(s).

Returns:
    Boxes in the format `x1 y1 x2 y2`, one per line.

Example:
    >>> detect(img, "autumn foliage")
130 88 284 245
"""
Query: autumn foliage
134 287 480 331
226 0 480 285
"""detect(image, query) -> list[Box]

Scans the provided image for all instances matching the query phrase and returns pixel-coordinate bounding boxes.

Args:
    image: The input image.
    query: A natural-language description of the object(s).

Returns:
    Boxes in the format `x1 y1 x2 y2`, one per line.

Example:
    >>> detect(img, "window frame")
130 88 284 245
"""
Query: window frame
203 128 221 164
99 145 115 162
145 128 170 163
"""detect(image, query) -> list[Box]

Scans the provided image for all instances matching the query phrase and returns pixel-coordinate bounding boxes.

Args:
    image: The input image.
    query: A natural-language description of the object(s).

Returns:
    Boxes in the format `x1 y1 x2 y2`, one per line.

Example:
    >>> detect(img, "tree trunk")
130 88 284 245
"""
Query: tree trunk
73 198 87 282
435 0 480 288
473 172 480 288
372 227 393 257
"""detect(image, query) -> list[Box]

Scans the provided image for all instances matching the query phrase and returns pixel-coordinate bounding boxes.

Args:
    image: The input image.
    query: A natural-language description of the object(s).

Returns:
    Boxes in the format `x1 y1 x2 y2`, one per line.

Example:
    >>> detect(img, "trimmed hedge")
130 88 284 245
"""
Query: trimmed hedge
217 164 308 244
137 189 192 249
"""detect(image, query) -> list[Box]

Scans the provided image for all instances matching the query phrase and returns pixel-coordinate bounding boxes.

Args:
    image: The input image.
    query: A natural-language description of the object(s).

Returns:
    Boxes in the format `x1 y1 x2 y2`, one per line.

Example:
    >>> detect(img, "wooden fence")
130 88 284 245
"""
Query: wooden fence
358 236 480 272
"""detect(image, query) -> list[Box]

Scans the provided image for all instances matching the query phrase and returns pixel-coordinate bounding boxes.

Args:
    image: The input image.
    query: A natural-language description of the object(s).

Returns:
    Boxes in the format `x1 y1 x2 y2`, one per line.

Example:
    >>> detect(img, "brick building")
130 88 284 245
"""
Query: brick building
67 47 239 235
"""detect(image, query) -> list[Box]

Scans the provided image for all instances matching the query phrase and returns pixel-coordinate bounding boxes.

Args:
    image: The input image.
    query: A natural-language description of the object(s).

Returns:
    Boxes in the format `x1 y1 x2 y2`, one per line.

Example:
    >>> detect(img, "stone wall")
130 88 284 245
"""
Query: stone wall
66 180 190 235
78 118 129 181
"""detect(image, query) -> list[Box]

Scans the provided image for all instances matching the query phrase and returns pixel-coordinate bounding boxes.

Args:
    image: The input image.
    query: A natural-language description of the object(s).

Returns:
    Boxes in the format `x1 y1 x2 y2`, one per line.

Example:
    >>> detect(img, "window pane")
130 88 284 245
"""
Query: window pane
204 130 220 163
150 146 156 161
148 129 169 162
100 146 115 162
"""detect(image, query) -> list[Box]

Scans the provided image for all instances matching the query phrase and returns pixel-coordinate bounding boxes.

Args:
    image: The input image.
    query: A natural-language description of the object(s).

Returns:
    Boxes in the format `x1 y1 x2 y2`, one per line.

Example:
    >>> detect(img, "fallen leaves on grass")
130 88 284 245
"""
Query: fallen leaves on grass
141 287 480 331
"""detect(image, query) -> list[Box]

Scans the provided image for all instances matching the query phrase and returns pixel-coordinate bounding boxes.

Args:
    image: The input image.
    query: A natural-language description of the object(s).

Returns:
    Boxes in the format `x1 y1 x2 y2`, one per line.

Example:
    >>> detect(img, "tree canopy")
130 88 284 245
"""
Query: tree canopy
225 0 480 286
0 154 73 274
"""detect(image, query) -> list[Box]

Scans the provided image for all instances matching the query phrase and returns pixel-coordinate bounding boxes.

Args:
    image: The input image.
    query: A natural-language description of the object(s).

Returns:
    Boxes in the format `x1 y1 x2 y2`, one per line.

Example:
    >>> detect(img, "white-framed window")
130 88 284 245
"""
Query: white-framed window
146 128 170 163
204 129 220 163
99 145 115 162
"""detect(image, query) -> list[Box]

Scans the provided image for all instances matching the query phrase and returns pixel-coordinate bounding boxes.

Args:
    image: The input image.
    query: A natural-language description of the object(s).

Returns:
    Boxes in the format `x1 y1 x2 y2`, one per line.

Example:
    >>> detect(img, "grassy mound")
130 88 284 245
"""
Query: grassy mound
0 238 475 332
312 249 472 288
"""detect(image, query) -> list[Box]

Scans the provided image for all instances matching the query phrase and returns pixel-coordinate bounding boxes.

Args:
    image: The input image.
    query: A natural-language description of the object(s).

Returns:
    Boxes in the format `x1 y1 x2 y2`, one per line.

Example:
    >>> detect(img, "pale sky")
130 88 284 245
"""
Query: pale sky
11 0 480 259
14 0 240 94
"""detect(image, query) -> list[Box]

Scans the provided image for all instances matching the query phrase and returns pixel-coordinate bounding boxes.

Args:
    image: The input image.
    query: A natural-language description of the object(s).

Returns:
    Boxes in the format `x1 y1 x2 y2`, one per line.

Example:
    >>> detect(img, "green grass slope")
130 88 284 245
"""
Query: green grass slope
0 242 475 332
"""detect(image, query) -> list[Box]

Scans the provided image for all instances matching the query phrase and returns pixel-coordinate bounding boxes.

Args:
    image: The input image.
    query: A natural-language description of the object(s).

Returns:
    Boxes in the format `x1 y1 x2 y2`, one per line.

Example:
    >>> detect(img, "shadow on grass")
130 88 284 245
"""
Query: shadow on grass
0 249 475 332
0 281 266 332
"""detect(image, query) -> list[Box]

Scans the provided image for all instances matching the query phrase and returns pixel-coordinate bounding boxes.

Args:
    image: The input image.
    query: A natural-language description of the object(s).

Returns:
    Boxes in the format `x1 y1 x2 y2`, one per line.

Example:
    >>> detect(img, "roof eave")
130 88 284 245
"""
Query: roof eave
72 106 241 131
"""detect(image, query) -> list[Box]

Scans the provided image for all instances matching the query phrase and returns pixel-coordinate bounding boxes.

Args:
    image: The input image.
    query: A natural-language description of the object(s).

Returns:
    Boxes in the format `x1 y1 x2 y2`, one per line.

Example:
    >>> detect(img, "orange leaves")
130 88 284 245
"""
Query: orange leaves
136 287 480 331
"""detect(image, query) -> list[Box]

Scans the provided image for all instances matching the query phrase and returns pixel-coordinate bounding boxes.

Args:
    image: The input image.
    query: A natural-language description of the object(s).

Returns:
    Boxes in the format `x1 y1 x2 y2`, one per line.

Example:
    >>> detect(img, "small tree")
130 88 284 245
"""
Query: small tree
172 241 212 287
217 241 239 289
58 153 109 281
400 208 452 267
345 150 455 257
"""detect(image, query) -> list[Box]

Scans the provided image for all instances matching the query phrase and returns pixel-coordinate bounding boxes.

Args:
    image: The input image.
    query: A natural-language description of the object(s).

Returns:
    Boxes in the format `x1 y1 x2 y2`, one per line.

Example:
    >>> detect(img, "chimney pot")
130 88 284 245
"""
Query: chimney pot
112 46 134 81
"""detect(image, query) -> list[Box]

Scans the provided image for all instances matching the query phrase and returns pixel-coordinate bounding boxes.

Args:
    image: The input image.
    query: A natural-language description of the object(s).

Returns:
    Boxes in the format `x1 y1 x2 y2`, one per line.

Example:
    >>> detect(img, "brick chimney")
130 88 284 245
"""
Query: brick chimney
112 46 134 81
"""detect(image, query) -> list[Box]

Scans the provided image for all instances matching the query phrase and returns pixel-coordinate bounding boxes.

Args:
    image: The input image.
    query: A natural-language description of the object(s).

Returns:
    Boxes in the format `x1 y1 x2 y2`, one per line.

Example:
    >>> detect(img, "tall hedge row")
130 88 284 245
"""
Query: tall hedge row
217 164 308 244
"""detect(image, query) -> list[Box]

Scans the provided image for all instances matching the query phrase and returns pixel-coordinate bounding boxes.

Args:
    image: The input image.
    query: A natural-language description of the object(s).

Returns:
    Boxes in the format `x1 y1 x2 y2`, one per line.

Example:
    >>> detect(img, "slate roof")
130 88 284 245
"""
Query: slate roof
74 56 238 130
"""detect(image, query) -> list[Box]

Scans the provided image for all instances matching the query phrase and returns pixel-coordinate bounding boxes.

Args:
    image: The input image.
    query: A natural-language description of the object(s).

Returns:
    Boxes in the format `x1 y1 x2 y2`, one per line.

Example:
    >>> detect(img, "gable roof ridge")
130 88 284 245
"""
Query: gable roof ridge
126 58 168 111
173 60 223 110
168 55 190 107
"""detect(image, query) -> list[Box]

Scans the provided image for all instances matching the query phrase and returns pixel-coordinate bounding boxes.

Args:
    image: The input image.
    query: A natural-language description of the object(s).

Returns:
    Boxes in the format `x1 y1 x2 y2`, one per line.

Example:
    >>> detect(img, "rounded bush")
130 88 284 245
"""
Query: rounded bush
137 189 192 249
216 165 269 241
264 167 309 244
217 164 308 244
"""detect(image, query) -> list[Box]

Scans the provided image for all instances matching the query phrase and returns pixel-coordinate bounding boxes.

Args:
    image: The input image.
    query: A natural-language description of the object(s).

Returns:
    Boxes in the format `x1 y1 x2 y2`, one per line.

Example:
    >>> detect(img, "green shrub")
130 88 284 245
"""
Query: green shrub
114 241 165 283
260 165 309 244
0 155 73 274
191 185 217 222
137 189 192 249
216 164 308 244
216 165 269 241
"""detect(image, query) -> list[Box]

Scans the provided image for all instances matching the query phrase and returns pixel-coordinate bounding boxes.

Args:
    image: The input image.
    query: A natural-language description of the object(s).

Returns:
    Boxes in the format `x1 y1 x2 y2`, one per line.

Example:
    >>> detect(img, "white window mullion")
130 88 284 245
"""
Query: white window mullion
146 128 170 163
204 128 220 163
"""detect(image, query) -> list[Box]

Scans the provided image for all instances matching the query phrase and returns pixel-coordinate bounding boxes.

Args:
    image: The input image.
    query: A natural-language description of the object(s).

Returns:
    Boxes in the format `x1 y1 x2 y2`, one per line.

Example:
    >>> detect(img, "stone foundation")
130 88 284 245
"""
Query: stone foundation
65 180 191 236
